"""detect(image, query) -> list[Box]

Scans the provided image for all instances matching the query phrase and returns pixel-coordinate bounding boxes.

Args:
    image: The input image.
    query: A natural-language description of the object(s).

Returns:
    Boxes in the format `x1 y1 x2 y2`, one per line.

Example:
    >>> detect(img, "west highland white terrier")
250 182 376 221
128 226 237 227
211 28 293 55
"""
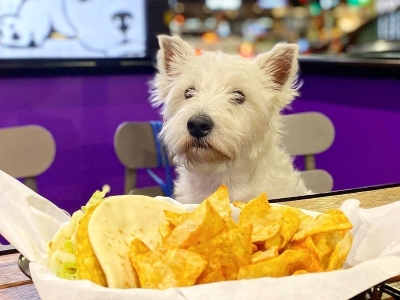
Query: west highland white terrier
151 35 309 204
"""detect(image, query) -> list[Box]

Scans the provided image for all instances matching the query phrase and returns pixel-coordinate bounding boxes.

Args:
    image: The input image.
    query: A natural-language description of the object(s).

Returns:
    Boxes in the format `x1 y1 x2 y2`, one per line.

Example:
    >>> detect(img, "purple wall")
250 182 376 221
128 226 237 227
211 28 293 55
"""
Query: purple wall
291 75 400 192
1 73 399 214
1 75 160 213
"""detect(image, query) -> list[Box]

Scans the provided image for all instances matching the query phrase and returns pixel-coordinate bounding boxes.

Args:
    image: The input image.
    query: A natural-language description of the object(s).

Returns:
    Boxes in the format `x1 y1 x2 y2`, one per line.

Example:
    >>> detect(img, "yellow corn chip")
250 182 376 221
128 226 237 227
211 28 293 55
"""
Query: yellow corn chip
197 269 225 284
239 193 282 243
293 270 309 275
264 234 282 250
292 209 352 242
130 247 207 289
326 231 353 271
164 210 189 227
238 249 312 279
75 202 107 287
192 224 253 282
158 221 174 243
276 206 300 249
290 237 323 273
129 238 150 256
205 184 237 229
252 246 279 264
232 201 247 210
166 200 228 248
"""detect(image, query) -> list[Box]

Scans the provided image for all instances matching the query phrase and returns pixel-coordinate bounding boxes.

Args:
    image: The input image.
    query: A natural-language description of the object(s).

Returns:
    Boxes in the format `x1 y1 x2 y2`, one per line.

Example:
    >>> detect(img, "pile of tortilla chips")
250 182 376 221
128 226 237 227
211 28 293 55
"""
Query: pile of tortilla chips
128 185 353 289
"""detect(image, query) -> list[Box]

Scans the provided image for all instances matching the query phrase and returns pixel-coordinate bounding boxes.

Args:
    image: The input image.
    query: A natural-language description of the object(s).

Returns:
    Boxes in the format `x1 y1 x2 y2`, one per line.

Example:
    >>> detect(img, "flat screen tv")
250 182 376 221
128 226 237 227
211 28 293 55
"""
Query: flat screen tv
0 0 169 76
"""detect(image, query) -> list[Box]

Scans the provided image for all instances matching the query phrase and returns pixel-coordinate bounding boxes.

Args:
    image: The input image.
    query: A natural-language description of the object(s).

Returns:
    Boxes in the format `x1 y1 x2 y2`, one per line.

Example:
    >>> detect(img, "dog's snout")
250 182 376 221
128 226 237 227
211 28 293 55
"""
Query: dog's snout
112 12 132 33
187 115 214 139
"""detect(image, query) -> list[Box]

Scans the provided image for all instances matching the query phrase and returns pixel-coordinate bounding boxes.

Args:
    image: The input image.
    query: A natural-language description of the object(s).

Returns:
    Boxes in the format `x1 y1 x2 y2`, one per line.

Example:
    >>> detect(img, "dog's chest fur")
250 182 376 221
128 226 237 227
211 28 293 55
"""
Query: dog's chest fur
173 146 306 204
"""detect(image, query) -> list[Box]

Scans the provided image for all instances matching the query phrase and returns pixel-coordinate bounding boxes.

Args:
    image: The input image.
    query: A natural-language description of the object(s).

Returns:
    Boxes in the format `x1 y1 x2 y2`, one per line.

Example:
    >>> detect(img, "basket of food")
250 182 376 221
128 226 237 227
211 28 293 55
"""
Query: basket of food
0 170 399 300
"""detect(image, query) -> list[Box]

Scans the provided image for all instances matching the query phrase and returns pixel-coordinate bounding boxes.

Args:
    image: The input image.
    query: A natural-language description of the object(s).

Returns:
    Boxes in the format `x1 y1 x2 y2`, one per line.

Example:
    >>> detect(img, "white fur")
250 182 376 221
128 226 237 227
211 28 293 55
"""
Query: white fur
151 35 309 204
0 0 146 57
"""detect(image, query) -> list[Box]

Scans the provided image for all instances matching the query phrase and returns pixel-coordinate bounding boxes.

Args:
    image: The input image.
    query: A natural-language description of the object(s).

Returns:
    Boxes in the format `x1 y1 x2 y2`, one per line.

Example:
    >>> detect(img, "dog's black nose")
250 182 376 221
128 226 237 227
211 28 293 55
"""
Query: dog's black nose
112 12 132 33
187 115 214 138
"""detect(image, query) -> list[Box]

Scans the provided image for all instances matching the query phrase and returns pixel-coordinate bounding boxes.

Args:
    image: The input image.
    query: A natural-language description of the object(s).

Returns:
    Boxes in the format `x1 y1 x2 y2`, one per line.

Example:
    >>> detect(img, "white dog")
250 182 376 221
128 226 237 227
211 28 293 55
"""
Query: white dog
0 0 146 57
0 0 74 48
151 35 310 204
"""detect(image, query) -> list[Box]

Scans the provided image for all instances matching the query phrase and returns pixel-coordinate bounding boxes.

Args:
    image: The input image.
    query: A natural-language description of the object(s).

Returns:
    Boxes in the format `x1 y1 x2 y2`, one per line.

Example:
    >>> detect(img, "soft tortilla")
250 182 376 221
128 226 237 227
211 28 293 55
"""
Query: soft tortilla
87 195 185 289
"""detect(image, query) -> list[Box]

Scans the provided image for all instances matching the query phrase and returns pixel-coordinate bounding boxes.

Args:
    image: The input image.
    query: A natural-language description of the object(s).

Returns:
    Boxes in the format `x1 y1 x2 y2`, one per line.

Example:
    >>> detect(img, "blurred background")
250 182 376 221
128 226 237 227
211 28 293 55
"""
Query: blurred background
164 0 400 58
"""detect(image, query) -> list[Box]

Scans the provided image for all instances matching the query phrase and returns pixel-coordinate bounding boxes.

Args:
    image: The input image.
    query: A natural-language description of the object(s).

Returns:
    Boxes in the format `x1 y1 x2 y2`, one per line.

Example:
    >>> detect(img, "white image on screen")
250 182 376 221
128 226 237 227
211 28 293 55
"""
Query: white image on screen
0 0 146 58
0 0 23 15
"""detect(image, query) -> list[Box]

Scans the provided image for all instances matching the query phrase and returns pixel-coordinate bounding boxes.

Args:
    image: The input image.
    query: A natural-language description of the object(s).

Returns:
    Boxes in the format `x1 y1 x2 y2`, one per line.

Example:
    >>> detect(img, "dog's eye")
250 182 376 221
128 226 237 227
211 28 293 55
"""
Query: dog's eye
184 86 196 100
230 90 246 104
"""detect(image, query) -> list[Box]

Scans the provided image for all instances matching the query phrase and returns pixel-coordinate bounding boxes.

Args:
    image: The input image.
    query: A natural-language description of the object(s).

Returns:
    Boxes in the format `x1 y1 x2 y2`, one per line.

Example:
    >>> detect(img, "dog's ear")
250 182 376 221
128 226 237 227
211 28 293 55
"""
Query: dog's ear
255 44 299 91
157 35 195 77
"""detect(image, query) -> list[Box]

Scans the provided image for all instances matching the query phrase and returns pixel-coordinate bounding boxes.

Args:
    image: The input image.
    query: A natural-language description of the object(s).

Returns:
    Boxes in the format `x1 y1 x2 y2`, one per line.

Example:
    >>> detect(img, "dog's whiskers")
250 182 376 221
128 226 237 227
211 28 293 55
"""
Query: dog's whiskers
193 139 211 149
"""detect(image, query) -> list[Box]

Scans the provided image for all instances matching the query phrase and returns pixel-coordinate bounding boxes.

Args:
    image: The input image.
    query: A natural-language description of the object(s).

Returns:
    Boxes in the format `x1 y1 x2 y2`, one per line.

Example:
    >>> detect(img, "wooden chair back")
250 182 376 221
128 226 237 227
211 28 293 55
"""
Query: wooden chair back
0 125 56 248
282 112 335 193
0 125 56 192
114 122 167 196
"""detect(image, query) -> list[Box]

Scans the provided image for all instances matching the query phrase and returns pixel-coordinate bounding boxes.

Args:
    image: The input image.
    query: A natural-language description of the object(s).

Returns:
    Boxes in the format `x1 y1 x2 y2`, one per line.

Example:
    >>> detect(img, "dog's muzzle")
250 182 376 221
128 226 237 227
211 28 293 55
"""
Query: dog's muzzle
187 114 214 139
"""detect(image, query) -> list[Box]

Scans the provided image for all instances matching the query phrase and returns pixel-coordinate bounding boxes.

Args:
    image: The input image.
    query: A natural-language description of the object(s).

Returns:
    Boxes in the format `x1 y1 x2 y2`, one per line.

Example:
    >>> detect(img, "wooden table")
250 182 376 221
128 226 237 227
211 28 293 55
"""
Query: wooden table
0 252 40 299
1 183 400 299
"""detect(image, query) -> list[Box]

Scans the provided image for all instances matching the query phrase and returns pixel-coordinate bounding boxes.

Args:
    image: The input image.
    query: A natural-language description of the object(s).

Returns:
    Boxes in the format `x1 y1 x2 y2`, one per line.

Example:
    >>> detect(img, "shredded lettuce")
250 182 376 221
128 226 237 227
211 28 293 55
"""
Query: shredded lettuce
64 240 74 254
57 261 79 280
47 186 109 280
81 185 109 213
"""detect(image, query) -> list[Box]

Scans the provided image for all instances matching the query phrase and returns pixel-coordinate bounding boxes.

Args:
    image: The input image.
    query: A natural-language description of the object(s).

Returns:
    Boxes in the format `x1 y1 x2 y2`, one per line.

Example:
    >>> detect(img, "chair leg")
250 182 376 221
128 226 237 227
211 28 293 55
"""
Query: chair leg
24 177 37 192
124 168 138 195
304 155 316 171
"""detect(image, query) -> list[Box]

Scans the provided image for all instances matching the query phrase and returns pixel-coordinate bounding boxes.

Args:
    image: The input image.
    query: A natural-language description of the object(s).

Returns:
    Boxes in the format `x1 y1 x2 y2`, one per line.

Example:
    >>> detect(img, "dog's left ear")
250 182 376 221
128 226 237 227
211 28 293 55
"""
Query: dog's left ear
157 35 195 77
254 44 298 91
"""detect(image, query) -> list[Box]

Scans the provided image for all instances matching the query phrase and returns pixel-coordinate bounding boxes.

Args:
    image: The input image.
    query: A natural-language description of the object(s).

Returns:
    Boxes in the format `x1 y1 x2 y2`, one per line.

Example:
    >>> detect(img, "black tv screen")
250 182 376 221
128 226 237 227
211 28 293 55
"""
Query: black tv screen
0 0 168 76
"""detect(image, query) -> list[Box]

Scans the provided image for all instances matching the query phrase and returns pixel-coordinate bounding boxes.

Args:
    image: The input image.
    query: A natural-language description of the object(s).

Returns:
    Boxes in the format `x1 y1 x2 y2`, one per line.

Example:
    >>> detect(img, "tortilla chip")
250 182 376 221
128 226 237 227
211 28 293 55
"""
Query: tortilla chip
239 193 282 242
326 231 353 271
205 184 237 229
276 206 300 249
238 249 312 279
130 247 207 289
75 202 107 287
252 246 279 264
292 209 352 242
164 210 189 227
166 200 228 248
192 224 253 282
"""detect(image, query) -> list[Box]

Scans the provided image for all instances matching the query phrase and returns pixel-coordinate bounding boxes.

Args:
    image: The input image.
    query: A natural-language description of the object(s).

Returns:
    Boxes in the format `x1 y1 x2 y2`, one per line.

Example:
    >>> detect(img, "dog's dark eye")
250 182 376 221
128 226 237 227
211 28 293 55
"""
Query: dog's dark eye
230 90 246 104
184 86 196 100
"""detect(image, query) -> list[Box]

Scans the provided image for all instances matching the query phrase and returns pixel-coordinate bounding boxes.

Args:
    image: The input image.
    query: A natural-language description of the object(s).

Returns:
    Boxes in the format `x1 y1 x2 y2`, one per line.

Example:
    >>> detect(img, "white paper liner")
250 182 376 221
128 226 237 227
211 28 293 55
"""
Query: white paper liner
0 170 399 300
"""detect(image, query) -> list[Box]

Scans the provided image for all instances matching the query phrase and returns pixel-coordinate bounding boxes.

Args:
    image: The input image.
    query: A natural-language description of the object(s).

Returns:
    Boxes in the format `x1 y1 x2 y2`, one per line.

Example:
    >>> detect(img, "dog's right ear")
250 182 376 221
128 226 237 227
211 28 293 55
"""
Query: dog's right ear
157 35 195 77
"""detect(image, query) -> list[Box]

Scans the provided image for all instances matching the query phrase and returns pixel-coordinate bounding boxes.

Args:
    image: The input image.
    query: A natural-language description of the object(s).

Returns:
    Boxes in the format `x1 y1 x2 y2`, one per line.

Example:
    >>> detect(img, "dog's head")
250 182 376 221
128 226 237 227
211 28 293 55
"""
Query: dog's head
152 35 299 166
64 0 146 55
0 16 35 47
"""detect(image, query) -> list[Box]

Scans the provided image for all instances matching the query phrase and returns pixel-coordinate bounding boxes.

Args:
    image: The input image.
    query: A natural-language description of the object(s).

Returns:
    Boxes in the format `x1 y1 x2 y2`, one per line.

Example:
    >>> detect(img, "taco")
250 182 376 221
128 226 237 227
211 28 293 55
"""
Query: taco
46 189 185 288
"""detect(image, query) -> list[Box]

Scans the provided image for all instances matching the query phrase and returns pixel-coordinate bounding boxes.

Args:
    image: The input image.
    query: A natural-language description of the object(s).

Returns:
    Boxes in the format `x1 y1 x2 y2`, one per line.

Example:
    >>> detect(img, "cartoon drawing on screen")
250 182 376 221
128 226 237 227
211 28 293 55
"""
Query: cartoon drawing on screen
0 0 146 58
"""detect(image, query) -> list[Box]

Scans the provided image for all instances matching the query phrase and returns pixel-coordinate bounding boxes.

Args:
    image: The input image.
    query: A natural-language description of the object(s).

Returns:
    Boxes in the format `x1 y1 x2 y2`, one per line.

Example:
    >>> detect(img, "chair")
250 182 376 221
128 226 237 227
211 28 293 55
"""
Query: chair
0 124 56 249
114 122 170 197
0 125 56 192
114 112 335 197
282 112 335 193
